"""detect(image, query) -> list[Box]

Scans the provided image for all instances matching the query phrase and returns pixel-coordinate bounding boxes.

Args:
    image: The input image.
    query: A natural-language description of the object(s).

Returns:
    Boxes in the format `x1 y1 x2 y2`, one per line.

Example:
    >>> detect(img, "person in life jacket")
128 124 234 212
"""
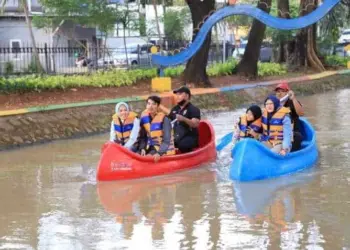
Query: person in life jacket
159 86 201 153
233 105 263 142
260 95 293 156
138 96 176 162
110 102 140 152
274 82 305 152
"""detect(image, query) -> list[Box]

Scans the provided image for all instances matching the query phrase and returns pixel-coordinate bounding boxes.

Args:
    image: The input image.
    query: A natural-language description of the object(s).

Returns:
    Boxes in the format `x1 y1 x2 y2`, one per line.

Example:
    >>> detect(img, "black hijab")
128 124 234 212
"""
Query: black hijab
246 105 262 125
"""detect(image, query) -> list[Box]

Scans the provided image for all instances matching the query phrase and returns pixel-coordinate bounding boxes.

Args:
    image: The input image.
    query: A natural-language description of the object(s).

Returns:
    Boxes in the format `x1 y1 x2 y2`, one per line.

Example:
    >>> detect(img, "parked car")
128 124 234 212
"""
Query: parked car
232 39 247 59
338 29 350 43
259 42 273 62
333 42 350 57
97 43 156 68
232 40 273 62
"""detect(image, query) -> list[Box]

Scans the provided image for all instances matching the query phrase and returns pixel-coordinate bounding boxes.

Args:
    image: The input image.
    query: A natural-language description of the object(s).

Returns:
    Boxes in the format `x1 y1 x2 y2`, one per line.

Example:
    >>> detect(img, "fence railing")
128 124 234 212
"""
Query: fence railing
0 42 235 76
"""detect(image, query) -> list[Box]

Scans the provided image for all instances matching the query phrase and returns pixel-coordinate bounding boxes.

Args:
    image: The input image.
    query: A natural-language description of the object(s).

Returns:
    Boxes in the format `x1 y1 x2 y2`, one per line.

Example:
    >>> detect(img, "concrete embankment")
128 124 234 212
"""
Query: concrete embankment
0 70 349 150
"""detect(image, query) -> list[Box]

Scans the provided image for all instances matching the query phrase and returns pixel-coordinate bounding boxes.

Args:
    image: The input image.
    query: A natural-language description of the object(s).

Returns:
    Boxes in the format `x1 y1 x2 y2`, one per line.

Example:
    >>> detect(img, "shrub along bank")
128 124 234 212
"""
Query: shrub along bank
2 55 345 94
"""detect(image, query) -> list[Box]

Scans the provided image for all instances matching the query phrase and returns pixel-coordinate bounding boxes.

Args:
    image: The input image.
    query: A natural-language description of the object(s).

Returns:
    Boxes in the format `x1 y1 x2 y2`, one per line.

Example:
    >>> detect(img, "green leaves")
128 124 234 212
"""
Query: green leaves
257 62 287 76
325 55 350 67
0 68 156 94
33 0 119 36
207 58 238 77
164 66 185 77
0 60 289 94
163 9 191 40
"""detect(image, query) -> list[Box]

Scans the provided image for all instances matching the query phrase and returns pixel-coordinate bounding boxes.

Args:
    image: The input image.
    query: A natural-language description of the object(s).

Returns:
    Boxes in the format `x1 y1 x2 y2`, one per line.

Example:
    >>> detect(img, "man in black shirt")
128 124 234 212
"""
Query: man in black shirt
161 86 201 153
275 82 305 151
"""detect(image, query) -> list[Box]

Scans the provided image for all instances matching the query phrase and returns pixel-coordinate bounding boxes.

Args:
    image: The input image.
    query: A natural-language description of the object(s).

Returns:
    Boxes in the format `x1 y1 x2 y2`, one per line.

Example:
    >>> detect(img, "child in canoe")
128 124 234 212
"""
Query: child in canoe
233 105 263 143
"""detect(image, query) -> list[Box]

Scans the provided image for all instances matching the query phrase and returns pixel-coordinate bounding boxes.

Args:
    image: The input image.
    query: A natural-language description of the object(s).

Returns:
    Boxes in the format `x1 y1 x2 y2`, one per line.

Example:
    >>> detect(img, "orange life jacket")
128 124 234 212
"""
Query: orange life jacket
261 107 291 145
140 110 175 155
238 114 262 139
113 112 137 145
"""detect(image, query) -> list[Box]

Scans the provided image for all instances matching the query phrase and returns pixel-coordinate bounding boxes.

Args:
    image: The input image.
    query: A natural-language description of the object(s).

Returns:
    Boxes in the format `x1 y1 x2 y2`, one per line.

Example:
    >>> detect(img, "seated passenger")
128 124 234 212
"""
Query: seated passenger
233 105 263 142
110 102 140 152
261 96 293 156
138 96 175 162
161 86 201 153
274 82 304 151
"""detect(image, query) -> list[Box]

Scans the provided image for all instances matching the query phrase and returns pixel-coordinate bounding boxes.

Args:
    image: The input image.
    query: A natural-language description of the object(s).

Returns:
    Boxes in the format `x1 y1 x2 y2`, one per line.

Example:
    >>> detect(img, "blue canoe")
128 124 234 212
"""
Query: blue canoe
230 118 318 181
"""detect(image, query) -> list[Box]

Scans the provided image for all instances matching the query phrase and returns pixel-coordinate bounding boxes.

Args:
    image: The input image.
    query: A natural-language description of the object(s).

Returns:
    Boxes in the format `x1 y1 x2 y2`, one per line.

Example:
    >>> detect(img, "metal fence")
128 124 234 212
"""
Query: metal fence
0 42 235 76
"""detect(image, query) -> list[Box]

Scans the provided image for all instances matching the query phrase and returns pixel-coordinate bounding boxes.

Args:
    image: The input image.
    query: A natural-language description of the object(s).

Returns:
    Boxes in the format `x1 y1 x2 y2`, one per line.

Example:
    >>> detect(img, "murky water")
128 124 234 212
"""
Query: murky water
1 89 350 249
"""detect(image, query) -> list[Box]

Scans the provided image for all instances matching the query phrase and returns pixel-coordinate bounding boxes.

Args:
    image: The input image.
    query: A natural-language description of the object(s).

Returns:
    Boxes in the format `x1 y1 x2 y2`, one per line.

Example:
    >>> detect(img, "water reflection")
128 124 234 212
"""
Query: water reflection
97 168 217 248
232 171 316 217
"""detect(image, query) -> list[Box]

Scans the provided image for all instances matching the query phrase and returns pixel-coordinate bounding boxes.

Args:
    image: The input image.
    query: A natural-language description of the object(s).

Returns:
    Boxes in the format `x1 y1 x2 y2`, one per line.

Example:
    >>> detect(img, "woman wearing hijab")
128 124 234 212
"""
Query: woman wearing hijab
110 102 140 151
261 95 293 156
233 105 263 142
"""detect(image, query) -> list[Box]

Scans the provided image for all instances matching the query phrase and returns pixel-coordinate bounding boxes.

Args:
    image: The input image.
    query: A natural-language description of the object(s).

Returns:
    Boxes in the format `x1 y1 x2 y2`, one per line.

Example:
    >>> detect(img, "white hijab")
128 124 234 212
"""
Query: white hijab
115 102 129 115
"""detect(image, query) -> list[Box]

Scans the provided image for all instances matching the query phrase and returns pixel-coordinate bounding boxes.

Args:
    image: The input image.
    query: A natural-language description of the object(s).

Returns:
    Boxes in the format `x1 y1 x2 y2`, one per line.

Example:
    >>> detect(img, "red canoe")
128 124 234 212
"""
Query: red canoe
96 120 217 181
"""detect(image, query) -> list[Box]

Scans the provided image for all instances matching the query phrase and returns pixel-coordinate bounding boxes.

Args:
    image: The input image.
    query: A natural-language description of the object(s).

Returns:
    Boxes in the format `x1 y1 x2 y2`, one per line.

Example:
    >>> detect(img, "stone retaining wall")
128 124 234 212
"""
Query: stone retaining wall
1 74 349 151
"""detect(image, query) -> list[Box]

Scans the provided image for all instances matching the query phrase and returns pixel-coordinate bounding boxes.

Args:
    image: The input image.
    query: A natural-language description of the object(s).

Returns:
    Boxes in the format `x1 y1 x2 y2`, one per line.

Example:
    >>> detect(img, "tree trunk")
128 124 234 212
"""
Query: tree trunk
152 0 162 43
214 24 221 62
162 0 166 15
102 34 108 69
23 0 45 73
277 0 290 63
277 41 285 63
183 0 215 87
289 0 324 71
123 27 129 68
308 27 325 71
123 4 130 68
235 0 272 79
306 0 324 71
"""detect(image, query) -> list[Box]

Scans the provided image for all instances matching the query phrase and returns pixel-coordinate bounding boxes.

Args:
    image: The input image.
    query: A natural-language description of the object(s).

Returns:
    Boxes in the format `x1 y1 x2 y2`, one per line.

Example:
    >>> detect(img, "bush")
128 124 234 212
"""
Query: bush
4 62 14 75
0 68 158 93
207 59 238 77
258 62 287 77
164 65 185 77
325 55 349 67
0 60 288 94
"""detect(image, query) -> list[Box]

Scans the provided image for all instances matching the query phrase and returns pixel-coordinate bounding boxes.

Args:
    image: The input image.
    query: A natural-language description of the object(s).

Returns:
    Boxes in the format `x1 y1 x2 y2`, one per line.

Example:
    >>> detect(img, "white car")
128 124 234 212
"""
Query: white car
338 29 350 43
98 43 156 68
98 43 166 68
232 40 273 62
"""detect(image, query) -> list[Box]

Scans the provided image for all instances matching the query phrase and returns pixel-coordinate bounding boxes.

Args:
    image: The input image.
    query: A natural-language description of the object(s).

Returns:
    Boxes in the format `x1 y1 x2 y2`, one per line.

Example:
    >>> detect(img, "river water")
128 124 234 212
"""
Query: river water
1 89 350 250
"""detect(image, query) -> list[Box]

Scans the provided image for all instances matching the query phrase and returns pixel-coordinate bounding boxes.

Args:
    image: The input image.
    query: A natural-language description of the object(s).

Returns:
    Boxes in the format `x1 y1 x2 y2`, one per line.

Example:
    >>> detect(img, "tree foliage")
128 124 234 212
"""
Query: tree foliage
33 0 118 37
162 8 191 40
264 1 299 46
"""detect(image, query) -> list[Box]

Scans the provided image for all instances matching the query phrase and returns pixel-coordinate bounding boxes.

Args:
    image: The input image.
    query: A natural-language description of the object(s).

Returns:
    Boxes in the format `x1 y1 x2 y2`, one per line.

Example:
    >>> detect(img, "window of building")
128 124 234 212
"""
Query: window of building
10 39 22 59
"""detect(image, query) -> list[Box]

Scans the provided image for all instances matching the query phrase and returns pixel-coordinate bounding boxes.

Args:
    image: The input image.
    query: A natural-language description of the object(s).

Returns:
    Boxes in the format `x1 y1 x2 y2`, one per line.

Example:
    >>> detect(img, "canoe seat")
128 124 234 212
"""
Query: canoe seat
301 141 310 148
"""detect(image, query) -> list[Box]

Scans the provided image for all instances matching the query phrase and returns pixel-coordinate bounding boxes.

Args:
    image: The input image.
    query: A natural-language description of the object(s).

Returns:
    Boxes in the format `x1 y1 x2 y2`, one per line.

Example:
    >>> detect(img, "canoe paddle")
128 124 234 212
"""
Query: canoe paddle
216 132 233 151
